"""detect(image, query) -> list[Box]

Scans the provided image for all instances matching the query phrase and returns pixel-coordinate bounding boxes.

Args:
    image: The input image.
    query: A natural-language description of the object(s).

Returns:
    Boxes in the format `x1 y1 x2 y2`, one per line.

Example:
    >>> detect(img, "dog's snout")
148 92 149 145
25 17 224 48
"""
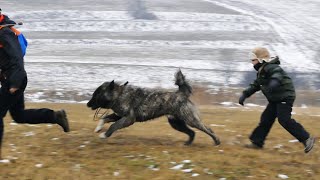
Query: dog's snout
87 100 93 107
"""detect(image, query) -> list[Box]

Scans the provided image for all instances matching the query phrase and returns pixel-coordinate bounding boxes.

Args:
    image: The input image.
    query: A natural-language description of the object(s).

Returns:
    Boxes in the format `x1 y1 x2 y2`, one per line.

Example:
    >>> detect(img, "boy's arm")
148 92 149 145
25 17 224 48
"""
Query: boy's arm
243 79 261 98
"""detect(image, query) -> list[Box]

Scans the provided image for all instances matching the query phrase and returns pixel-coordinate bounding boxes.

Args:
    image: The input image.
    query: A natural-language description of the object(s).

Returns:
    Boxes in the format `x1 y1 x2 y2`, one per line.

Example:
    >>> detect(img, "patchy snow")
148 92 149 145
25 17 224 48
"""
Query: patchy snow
170 164 184 170
273 144 284 149
220 102 235 106
192 173 200 177
181 160 191 164
288 139 299 143
35 164 43 168
210 124 226 127
278 174 289 179
182 169 193 173
300 104 308 108
0 159 10 164
22 131 36 137
113 171 120 176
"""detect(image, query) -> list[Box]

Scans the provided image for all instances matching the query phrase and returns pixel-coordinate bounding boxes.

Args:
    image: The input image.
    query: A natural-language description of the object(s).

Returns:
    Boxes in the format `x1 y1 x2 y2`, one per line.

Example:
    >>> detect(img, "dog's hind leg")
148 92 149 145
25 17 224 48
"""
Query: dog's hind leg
181 107 221 146
99 117 135 139
95 113 122 133
186 118 220 146
168 116 195 145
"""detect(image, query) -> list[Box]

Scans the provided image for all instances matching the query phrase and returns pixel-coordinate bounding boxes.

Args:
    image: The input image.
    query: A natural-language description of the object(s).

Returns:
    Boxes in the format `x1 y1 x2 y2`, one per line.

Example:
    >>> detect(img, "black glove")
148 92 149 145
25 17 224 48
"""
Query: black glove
268 79 280 93
239 93 247 106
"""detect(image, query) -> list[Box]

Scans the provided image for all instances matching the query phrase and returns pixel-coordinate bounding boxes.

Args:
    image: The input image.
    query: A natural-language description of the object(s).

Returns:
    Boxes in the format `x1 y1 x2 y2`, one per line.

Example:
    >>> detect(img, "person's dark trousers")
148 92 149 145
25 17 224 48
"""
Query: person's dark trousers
0 78 56 148
249 101 310 147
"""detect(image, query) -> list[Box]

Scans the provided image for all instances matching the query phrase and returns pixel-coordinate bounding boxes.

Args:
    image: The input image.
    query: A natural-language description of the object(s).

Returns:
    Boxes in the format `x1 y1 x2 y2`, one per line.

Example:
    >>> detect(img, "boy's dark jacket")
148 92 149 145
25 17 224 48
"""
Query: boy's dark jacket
243 57 296 103
0 27 26 89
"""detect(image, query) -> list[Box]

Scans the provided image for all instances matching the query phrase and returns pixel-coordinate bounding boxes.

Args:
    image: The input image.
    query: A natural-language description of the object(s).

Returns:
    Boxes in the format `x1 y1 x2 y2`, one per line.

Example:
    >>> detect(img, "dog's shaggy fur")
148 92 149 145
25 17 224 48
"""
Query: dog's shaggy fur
87 70 220 145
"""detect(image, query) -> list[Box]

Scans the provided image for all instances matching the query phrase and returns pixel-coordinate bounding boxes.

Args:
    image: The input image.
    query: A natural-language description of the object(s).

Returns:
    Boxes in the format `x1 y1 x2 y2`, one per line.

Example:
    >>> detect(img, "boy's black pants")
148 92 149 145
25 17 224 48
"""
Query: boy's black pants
250 101 310 147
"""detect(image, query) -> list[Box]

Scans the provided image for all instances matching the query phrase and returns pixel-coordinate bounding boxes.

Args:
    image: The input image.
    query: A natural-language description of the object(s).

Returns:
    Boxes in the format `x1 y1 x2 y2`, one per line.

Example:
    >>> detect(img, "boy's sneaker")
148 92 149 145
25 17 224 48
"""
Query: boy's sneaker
303 136 315 153
244 143 263 149
55 109 70 132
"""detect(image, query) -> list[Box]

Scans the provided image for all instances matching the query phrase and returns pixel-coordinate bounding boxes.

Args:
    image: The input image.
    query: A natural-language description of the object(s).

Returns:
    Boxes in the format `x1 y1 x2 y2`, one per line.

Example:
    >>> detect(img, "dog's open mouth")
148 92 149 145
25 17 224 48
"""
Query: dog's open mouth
93 108 110 121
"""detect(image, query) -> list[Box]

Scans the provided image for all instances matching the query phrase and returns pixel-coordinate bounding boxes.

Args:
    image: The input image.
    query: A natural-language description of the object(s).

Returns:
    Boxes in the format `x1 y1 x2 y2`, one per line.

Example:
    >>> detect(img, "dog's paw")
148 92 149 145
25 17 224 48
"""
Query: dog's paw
99 132 107 139
94 126 103 133
214 138 221 146
94 119 105 133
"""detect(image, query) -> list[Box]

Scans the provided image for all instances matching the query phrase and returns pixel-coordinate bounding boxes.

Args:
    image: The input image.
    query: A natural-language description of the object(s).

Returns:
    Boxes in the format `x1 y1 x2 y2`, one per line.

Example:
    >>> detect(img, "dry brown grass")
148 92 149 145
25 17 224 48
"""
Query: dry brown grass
1 103 319 180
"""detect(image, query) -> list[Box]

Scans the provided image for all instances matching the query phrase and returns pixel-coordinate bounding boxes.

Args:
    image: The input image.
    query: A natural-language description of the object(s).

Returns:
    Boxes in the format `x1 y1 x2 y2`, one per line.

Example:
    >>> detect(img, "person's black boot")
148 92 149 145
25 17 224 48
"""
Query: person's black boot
55 109 70 132
303 136 315 153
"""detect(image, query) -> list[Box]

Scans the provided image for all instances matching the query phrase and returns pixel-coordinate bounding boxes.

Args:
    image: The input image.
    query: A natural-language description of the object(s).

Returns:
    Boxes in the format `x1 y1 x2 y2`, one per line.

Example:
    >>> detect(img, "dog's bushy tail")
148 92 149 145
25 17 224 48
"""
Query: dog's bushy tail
175 69 192 97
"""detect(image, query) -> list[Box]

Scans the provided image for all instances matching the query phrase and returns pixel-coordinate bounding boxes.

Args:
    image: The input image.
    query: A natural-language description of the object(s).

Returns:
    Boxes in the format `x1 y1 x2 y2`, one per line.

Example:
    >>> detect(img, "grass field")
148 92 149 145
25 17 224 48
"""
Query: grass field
1 103 319 180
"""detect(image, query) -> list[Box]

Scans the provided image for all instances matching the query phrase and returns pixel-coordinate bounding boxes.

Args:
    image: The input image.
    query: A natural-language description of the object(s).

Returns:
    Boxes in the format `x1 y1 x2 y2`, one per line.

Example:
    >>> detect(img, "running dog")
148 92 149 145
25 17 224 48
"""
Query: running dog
87 70 220 146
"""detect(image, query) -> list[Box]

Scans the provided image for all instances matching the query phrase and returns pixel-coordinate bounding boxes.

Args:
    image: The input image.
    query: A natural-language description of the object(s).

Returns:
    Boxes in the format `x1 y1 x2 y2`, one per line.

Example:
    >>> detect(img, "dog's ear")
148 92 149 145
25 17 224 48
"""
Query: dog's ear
123 81 129 86
109 80 115 90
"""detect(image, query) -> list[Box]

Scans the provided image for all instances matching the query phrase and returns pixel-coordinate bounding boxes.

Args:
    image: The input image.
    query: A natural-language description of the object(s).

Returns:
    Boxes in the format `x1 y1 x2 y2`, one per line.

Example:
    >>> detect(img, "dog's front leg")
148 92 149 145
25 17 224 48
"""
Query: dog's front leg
94 113 122 133
99 117 135 139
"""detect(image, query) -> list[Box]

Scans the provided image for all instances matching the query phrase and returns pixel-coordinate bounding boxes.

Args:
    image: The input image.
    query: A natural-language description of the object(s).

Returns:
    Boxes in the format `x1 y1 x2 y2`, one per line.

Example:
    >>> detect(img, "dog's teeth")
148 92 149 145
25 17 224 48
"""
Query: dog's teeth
99 133 107 139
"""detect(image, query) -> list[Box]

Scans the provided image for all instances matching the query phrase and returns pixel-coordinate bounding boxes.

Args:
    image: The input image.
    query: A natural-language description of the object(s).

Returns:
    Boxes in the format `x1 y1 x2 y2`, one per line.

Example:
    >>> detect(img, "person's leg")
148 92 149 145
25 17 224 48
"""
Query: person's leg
249 103 277 147
0 85 18 160
9 93 70 132
277 102 309 142
0 118 3 159
9 93 56 124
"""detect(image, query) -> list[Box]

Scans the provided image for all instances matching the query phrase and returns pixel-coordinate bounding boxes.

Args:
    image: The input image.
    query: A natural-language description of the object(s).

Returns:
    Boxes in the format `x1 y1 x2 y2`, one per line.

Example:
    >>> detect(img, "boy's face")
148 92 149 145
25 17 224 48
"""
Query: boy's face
251 59 259 65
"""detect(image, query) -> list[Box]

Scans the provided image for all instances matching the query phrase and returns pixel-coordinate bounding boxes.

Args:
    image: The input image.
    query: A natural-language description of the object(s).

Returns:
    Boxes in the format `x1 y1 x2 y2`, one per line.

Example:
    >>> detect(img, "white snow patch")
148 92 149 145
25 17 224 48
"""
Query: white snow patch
148 165 160 171
181 160 192 163
220 102 234 106
288 139 299 143
278 174 289 179
35 164 43 168
182 169 193 173
210 124 226 127
23 131 35 137
273 144 283 149
192 173 200 177
300 104 308 108
170 164 184 170
246 103 260 107
0 159 10 163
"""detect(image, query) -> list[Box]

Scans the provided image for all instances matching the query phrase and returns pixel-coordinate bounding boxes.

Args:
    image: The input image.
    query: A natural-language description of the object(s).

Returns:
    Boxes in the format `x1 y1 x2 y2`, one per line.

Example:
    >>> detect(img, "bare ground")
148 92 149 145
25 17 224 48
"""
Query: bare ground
1 103 319 180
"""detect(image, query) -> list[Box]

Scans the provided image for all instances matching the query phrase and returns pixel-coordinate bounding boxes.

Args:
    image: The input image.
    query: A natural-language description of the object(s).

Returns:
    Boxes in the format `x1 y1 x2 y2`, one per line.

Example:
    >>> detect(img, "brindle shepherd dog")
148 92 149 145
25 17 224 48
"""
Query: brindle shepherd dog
87 70 220 146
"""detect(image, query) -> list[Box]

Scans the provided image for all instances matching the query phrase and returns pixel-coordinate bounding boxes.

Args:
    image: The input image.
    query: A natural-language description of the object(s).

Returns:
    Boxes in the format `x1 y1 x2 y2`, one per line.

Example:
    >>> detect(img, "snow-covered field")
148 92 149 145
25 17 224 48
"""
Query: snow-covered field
1 0 319 104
